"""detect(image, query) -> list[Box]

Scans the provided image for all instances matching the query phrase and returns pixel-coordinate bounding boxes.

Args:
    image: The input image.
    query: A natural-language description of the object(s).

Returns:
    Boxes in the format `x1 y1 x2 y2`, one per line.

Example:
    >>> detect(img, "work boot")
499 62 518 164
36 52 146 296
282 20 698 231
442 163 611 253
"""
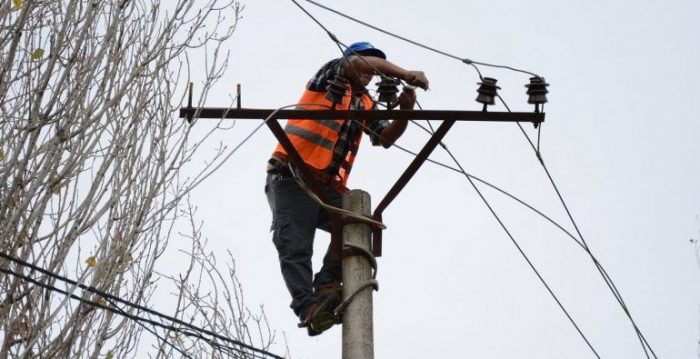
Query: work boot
298 298 337 336
314 281 342 313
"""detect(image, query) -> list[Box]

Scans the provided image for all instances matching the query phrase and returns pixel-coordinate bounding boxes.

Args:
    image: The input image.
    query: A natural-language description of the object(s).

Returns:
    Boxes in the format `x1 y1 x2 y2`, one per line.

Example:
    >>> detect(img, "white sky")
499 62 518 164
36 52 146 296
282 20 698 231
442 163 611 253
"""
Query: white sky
180 0 700 357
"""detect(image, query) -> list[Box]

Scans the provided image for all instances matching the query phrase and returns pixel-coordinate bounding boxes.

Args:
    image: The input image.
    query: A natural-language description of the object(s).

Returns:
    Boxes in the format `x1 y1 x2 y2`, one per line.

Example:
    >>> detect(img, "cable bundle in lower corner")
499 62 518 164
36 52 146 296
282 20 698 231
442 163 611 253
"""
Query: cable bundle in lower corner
0 251 284 359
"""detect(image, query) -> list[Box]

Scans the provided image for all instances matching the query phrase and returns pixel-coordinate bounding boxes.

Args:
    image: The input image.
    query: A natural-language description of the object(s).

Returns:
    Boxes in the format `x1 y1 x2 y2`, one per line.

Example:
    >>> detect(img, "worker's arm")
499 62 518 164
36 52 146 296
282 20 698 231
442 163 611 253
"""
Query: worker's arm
344 55 426 147
377 87 416 148
344 55 429 90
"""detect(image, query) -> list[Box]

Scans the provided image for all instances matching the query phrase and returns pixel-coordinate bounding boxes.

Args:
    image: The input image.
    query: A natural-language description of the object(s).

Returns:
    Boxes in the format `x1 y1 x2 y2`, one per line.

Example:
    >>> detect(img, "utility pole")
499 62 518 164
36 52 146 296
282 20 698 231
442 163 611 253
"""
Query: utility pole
342 190 374 359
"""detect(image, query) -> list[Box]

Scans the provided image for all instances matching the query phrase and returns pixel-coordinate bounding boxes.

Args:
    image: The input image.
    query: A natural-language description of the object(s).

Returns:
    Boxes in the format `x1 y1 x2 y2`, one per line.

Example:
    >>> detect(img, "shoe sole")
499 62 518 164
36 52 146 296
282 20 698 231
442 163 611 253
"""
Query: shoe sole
310 311 336 333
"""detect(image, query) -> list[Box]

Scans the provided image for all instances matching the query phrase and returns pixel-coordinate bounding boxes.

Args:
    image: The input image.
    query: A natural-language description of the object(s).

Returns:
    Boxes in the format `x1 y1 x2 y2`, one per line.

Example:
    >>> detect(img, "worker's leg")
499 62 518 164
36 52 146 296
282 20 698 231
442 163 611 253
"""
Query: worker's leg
265 173 320 317
313 188 343 287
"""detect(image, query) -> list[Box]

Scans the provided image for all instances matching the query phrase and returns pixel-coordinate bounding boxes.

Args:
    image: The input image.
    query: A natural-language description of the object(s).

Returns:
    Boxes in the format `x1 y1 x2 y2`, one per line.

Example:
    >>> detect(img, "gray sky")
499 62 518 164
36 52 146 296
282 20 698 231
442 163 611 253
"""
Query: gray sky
182 0 700 357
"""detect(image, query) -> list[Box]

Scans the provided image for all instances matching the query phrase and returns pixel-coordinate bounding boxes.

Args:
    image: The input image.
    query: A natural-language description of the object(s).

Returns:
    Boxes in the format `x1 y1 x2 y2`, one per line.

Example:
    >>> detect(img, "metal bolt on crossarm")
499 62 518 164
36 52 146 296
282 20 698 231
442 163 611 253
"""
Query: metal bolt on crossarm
375 76 400 108
325 75 350 108
525 76 549 113
475 77 501 112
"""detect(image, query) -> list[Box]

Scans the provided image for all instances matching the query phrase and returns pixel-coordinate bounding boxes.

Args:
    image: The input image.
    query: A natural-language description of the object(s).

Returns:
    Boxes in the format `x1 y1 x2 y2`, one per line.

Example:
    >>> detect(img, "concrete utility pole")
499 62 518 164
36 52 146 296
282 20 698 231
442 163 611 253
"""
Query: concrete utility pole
342 190 374 359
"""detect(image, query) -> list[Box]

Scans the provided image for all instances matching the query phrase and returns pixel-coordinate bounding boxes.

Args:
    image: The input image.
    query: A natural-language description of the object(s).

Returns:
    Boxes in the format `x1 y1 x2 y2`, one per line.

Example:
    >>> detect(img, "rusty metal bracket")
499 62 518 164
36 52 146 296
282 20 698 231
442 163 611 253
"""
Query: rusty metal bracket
179 107 544 124
371 119 456 256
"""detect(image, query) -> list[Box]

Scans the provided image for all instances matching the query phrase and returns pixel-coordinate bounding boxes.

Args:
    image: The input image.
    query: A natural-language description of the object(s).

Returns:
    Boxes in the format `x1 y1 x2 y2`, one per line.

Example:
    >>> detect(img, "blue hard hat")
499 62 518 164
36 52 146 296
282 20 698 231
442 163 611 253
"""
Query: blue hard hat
343 41 386 59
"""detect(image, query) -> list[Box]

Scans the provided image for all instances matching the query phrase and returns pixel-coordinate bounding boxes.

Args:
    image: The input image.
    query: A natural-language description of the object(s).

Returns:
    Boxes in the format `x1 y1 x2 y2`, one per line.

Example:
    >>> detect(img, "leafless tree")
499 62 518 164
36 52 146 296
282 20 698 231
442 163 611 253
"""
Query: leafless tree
0 1 282 357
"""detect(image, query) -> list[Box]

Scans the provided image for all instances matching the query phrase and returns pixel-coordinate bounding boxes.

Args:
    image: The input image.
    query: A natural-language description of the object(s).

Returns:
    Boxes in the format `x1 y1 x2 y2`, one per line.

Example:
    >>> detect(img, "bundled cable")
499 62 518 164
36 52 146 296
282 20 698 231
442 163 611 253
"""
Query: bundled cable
0 251 284 359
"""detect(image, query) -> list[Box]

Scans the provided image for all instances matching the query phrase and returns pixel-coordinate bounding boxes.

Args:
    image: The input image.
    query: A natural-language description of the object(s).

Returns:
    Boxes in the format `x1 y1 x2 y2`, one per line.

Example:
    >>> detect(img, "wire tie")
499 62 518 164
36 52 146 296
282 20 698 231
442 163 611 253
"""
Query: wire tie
328 32 338 42
462 58 473 65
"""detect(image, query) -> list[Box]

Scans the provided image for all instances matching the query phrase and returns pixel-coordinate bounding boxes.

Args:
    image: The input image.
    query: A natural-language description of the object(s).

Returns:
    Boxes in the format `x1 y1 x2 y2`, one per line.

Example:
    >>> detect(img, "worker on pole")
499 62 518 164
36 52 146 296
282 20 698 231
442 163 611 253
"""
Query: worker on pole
264 41 428 336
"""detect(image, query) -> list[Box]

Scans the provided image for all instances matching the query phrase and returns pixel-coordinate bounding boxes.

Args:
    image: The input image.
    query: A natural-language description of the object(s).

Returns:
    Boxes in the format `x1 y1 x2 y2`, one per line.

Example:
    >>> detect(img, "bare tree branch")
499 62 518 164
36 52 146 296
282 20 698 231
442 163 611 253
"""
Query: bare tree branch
0 1 280 358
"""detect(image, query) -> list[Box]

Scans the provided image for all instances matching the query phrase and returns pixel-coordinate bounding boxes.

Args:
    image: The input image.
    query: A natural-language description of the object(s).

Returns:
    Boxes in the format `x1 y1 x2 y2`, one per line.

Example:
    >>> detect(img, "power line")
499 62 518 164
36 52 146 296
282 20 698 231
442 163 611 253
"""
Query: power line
363 102 647 357
3 263 192 358
354 114 587 251
0 251 284 359
355 118 601 357
353 91 599 353
417 107 655 357
302 0 540 78
496 93 657 358
289 1 655 356
367 96 588 251
102 297 195 359
0 266 259 358
442 138 602 358
0 257 272 358
303 0 655 352
0 266 242 357
416 111 657 357
408 119 584 247
289 0 423 94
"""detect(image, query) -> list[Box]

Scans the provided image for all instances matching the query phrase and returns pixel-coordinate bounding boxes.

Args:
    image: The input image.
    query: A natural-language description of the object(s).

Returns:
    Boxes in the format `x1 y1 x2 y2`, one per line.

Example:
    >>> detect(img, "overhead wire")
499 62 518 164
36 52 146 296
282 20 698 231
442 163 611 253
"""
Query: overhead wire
1 256 272 359
289 0 391 83
419 124 601 358
354 114 587 250
183 105 297 193
433 85 656 356
0 251 284 359
0 266 195 358
496 93 656 358
290 0 433 106
288 0 600 354
407 118 586 248
303 0 540 79
351 117 599 357
289 1 656 357
4 260 194 358
0 266 259 358
420 92 655 356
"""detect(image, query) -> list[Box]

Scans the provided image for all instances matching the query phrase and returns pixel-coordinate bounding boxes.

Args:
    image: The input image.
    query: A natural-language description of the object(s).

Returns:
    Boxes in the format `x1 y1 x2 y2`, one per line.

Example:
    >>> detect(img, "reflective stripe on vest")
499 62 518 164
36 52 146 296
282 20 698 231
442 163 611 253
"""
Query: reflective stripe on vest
284 124 335 150
272 87 374 186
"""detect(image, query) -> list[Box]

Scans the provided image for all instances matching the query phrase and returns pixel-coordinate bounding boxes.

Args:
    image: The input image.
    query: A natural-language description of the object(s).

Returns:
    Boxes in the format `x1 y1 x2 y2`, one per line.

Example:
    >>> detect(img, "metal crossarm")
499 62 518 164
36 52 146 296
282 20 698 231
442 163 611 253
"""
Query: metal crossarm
179 107 545 124
179 87 545 258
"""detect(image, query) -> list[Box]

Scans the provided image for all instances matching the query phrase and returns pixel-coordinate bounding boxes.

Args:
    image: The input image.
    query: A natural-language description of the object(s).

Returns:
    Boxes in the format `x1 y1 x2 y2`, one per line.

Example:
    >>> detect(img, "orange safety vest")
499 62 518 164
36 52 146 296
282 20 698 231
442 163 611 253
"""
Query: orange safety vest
272 87 375 187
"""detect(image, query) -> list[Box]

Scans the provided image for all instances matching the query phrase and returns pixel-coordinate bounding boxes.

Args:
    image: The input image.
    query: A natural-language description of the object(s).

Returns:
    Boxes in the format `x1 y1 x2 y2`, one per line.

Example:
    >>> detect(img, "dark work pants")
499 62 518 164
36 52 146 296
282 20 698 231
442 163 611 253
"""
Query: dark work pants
264 172 342 317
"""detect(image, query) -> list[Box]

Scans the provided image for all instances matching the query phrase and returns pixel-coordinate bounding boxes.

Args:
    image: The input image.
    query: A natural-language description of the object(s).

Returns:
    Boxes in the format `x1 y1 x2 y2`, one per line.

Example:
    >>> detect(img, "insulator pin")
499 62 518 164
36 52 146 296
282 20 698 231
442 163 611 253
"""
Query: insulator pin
525 76 549 113
325 75 350 108
475 77 501 112
376 77 401 107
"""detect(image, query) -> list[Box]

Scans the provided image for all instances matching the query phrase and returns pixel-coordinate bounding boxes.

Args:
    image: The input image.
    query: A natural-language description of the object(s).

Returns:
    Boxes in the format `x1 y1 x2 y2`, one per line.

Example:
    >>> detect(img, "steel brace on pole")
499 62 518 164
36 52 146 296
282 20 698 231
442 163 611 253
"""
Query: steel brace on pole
371 119 455 256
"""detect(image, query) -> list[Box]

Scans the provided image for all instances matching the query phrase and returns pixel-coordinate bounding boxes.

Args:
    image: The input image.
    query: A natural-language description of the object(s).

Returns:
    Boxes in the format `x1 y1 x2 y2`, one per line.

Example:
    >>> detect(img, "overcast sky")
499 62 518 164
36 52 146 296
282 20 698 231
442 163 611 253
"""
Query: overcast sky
180 0 700 357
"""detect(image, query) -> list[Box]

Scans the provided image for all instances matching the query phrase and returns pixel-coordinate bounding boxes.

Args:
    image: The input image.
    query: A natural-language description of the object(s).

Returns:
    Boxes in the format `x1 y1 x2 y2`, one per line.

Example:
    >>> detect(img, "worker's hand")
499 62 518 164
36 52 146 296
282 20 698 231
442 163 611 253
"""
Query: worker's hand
403 71 429 90
397 87 417 109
